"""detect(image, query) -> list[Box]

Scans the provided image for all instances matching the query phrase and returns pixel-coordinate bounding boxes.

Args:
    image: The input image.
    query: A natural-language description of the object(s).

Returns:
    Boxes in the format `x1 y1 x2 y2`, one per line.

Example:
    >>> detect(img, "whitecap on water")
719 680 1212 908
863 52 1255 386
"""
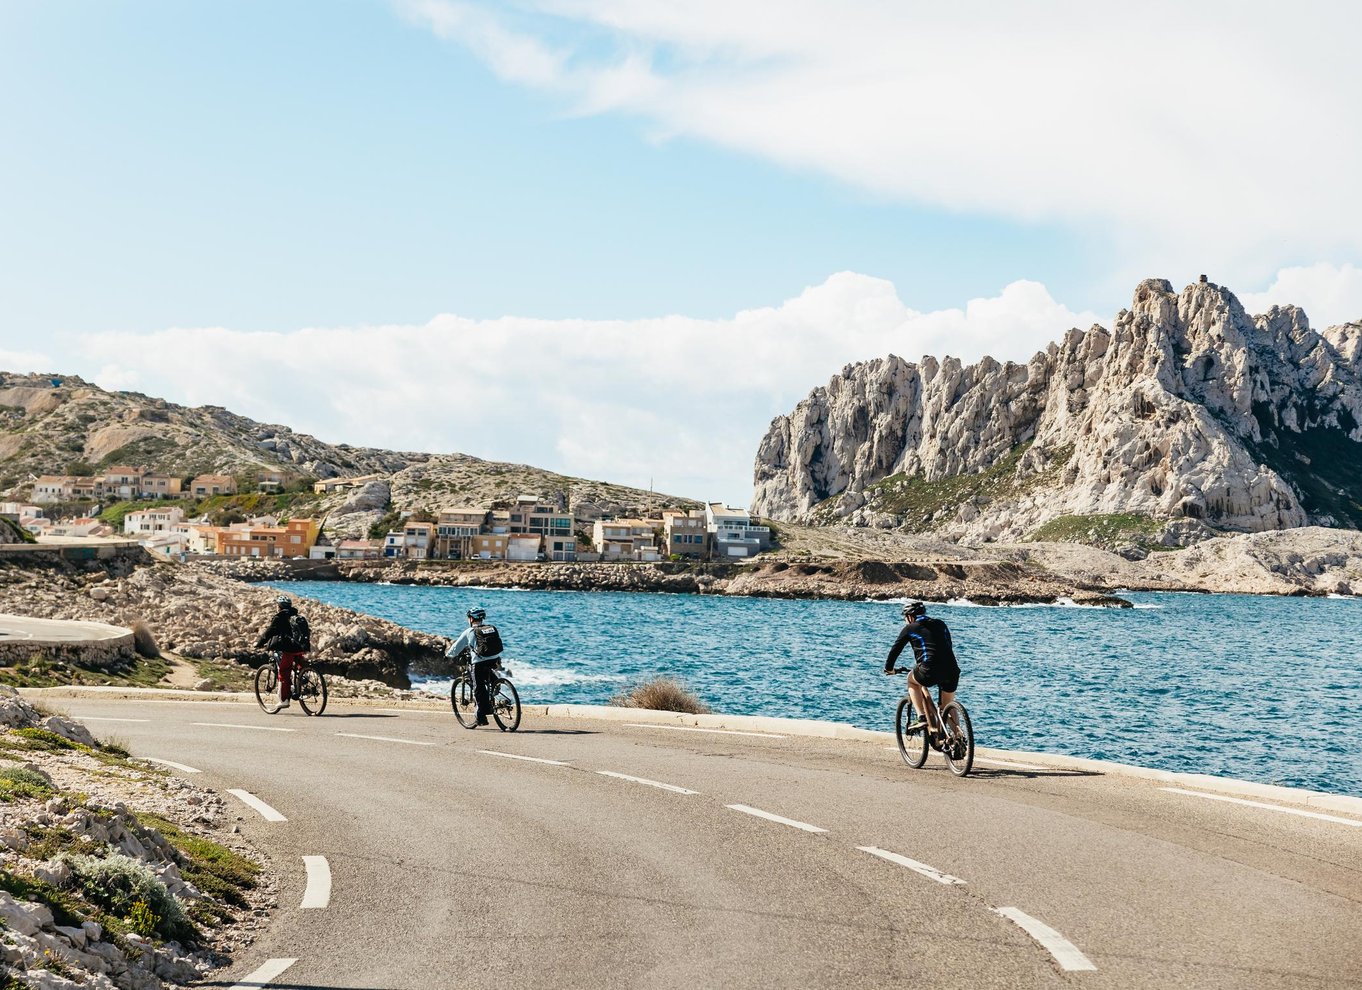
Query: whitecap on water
413 662 626 692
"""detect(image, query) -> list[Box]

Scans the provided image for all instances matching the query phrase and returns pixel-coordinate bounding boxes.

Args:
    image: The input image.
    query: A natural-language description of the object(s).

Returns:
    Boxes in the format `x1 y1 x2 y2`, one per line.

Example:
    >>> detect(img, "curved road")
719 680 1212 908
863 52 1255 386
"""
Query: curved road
45 696 1362 990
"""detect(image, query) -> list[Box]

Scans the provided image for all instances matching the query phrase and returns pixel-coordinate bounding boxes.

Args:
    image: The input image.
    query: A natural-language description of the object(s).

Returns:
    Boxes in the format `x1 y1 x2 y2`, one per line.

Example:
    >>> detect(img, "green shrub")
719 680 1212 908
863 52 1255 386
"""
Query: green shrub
62 853 194 944
134 813 258 910
0 764 54 802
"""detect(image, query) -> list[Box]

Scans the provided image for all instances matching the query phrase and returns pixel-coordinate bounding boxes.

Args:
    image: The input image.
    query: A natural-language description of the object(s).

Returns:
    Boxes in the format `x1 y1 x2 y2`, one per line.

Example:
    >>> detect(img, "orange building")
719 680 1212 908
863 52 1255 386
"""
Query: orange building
216 518 321 558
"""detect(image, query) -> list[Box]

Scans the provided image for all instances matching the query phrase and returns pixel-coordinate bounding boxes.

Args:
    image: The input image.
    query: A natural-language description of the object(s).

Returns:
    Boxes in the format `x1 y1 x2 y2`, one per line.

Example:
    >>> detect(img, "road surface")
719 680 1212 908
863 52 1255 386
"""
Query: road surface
44 696 1362 990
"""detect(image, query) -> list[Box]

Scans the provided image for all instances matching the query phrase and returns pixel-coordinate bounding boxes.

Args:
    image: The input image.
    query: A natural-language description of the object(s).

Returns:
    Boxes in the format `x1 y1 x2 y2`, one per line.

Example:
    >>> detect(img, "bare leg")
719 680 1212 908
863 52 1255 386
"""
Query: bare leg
907 673 935 732
939 689 958 734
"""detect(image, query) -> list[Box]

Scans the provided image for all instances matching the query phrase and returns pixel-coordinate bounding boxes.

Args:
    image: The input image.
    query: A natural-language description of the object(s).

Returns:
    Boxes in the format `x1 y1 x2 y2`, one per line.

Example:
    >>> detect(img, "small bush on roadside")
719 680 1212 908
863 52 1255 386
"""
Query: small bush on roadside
130 620 160 659
62 853 194 944
610 677 710 714
135 812 259 911
0 765 55 802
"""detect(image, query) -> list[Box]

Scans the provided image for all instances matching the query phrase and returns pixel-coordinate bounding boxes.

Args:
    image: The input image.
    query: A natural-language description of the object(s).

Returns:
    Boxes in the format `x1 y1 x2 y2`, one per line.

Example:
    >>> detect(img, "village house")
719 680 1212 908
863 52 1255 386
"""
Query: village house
69 477 100 500
0 503 42 521
31 476 74 504
47 517 114 539
336 539 384 560
100 466 142 501
663 509 710 559
469 532 509 560
170 522 225 555
191 474 237 498
592 518 662 561
140 474 183 499
434 507 488 560
216 518 320 558
383 520 435 560
124 507 186 535
312 473 383 495
506 495 576 561
706 503 771 558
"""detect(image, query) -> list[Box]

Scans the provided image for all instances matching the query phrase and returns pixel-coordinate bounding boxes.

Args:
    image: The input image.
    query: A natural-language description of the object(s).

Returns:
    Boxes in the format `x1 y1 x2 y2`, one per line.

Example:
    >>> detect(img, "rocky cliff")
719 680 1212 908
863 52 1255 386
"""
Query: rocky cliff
753 278 1362 543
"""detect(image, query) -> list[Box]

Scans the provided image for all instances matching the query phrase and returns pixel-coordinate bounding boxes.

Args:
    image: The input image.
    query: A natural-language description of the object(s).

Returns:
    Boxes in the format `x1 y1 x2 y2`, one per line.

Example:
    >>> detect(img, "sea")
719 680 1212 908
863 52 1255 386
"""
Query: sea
271 580 1362 797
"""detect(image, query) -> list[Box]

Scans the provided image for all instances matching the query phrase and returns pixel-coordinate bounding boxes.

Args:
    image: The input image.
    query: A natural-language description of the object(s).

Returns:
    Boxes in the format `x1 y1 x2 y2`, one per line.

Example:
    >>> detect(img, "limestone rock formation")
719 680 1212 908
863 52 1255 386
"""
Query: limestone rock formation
753 278 1362 543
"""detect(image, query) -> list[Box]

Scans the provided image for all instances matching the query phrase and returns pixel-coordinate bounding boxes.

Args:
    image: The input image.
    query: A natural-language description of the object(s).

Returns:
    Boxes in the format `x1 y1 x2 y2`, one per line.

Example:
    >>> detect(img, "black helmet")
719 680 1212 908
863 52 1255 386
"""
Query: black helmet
902 601 926 619
276 595 292 608
466 607 486 622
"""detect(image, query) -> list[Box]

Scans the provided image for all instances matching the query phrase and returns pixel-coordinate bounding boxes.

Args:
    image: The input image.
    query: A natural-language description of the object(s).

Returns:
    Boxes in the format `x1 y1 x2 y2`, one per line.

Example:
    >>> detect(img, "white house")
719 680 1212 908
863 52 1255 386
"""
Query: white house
705 503 771 558
124 507 186 535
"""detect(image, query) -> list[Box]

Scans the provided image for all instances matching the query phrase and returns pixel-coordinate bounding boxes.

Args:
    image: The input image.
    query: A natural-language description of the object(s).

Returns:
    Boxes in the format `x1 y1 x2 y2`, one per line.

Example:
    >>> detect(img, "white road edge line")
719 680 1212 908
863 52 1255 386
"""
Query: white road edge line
192 722 295 733
1161 787 1362 827
228 789 288 822
726 804 827 833
992 907 1097 972
478 750 571 766
301 855 331 909
228 957 298 988
335 732 436 747
595 770 699 795
857 846 966 885
626 723 787 739
140 758 202 774
77 716 151 723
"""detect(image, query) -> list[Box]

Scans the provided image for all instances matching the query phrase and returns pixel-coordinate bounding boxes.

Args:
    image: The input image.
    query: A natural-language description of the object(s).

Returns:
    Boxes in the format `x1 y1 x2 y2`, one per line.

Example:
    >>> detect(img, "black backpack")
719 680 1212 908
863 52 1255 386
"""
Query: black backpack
473 623 503 657
287 613 312 652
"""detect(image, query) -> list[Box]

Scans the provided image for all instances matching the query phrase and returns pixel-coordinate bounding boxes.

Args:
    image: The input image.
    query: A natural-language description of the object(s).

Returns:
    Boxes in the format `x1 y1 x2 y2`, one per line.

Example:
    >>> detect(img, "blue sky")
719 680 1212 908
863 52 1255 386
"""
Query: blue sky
2 1 1360 505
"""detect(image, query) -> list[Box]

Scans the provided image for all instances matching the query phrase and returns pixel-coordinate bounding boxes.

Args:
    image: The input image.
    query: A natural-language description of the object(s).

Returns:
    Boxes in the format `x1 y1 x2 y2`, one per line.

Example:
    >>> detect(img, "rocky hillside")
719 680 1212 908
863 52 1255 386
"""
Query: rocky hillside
754 277 1362 543
0 372 423 489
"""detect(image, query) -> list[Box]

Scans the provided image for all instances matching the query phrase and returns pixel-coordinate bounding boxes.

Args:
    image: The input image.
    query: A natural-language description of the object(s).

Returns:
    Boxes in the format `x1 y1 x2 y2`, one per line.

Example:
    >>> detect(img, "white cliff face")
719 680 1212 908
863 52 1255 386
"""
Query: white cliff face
753 278 1362 541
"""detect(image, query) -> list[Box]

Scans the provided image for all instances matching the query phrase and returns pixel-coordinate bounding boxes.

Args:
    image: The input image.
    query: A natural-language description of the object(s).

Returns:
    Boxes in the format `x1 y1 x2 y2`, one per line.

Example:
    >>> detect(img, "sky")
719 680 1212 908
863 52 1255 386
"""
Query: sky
2 1 1361 506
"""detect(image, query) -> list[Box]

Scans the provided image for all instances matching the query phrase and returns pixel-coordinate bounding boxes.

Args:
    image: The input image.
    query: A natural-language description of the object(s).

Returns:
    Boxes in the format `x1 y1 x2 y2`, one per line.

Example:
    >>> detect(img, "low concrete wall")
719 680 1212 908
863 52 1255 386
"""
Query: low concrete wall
0 615 136 668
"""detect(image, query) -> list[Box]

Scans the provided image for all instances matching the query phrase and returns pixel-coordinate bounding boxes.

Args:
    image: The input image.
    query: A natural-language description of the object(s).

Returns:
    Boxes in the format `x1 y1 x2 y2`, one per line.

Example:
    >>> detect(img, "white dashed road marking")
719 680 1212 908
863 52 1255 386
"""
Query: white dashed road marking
301 856 332 909
857 846 966 885
726 804 827 833
228 957 298 988
228 789 288 822
192 722 295 733
595 770 699 794
1161 787 1362 827
335 732 436 747
992 907 1097 971
478 750 571 766
140 758 202 774
78 716 150 723
626 723 788 739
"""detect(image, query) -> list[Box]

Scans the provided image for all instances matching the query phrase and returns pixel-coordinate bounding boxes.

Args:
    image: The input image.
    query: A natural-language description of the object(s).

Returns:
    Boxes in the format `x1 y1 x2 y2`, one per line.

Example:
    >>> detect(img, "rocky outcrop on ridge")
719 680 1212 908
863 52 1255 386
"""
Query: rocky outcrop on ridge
754 277 1362 543
0 552 449 687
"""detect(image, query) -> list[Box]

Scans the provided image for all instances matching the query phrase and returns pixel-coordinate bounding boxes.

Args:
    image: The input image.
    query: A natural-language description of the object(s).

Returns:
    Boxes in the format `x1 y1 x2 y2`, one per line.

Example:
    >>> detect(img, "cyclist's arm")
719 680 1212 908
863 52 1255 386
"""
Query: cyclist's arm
446 627 475 658
885 626 913 671
254 615 282 649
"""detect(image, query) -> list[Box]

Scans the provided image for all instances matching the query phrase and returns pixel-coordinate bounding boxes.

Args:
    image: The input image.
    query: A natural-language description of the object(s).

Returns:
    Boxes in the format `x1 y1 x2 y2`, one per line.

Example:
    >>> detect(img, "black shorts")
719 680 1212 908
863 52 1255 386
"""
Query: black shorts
912 662 960 693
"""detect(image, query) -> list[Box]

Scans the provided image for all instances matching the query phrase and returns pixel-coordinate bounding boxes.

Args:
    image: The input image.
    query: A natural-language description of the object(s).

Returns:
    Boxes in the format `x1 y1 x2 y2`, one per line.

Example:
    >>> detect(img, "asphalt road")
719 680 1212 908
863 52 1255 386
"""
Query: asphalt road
46 696 1362 990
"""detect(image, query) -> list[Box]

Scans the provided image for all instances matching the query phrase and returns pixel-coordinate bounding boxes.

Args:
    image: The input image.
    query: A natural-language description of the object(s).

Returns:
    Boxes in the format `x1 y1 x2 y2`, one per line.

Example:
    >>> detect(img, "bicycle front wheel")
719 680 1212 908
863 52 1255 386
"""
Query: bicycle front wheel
451 672 478 729
254 664 282 714
941 701 974 777
491 678 521 732
297 669 328 716
895 697 929 769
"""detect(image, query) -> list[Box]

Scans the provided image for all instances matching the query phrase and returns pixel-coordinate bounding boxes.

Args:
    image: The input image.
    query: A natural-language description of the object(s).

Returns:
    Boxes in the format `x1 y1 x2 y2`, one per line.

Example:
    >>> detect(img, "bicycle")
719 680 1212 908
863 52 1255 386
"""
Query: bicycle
450 656 521 731
889 667 974 777
255 652 328 716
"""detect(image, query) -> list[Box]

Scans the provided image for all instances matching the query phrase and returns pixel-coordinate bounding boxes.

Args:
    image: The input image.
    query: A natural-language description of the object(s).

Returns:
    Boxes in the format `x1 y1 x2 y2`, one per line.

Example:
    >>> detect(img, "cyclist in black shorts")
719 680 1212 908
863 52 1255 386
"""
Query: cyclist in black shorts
884 601 960 742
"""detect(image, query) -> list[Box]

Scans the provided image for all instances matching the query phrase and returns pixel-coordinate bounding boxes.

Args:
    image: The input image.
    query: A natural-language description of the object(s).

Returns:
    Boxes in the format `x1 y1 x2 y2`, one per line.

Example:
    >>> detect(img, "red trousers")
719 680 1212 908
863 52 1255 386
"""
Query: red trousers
279 652 306 701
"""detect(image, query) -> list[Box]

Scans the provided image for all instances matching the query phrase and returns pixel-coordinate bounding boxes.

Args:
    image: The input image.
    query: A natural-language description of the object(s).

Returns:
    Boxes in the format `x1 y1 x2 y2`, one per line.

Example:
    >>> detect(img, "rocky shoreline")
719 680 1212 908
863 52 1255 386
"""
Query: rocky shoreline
194 555 1132 607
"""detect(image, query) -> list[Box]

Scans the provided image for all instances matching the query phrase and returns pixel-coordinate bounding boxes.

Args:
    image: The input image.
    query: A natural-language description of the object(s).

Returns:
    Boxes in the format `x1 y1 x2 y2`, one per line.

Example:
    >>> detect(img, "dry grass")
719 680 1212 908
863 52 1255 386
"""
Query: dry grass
130 620 160 659
610 677 710 715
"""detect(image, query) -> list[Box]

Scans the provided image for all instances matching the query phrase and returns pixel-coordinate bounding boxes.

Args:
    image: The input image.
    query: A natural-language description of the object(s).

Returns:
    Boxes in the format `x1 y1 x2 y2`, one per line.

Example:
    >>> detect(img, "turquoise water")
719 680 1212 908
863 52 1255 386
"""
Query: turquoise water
274 581 1362 797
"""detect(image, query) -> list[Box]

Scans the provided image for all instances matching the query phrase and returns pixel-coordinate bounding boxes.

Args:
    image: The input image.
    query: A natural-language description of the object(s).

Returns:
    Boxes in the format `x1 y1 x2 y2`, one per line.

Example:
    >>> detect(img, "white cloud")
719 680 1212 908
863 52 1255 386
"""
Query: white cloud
1239 263 1362 330
0 350 56 375
70 274 1097 507
400 0 1362 284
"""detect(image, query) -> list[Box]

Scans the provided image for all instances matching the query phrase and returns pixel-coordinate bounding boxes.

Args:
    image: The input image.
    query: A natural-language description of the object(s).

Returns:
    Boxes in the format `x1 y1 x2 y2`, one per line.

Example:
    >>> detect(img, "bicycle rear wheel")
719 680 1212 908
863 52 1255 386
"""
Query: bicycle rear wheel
895 697 929 769
941 701 974 777
491 678 521 732
254 664 282 714
296 669 328 716
450 671 478 729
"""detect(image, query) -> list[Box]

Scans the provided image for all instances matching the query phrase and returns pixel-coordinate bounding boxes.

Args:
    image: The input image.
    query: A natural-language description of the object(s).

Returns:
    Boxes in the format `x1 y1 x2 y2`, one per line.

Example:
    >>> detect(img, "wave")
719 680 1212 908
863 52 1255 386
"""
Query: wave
413 661 627 691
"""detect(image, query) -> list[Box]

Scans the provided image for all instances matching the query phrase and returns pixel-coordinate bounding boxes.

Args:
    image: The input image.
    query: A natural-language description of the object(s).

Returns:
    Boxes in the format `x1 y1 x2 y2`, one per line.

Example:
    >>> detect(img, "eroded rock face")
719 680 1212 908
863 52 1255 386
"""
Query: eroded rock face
754 278 1362 540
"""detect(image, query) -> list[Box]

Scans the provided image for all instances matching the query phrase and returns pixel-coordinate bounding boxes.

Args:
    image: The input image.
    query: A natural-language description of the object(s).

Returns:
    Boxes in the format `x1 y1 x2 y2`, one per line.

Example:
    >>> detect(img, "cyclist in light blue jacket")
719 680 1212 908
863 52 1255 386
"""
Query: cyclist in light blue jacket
445 606 504 726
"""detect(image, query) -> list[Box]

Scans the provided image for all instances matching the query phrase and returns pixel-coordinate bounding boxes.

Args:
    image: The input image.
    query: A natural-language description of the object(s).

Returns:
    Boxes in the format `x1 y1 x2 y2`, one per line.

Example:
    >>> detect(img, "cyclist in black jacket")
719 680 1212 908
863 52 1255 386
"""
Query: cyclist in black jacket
885 601 960 741
255 596 307 710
